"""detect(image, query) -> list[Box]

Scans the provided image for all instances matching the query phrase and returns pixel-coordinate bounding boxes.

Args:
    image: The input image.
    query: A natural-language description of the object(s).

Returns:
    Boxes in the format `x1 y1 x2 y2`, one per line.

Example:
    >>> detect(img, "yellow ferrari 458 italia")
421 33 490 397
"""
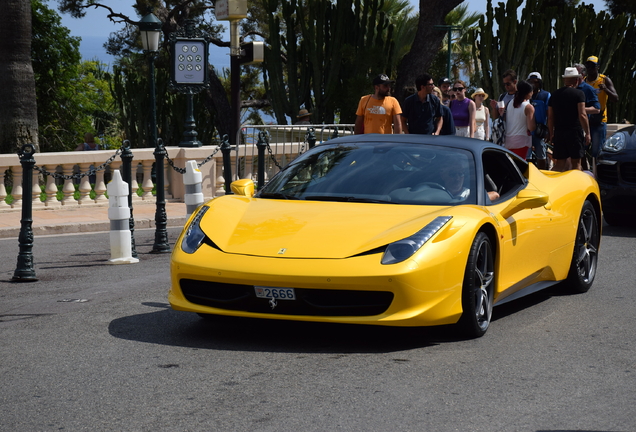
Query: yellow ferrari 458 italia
169 135 601 338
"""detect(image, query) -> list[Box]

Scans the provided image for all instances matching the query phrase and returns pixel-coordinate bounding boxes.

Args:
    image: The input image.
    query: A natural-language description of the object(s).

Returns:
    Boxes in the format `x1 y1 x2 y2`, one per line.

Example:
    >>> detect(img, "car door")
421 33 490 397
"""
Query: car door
482 150 560 296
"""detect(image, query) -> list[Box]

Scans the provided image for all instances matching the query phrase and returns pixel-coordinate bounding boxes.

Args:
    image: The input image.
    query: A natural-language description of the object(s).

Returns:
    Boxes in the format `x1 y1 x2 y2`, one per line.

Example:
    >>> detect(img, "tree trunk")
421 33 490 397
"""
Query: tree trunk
0 0 40 153
203 69 232 139
395 0 463 103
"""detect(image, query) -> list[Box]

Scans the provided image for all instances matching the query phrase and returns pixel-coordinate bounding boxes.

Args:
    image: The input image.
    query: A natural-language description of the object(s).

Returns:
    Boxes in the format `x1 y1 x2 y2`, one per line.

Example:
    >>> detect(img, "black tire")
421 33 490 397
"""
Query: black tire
565 200 600 293
457 232 495 338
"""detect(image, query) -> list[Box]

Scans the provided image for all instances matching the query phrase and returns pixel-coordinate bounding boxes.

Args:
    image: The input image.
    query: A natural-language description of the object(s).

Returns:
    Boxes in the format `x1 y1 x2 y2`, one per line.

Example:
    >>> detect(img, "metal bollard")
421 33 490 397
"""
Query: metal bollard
256 131 267 190
107 170 139 264
12 144 38 282
306 127 317 149
120 141 138 258
184 160 204 218
220 134 233 194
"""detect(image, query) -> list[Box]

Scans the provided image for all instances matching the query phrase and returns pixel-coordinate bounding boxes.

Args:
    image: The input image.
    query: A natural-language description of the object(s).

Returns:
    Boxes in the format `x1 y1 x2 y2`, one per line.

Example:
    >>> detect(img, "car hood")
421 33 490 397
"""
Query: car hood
199 196 452 258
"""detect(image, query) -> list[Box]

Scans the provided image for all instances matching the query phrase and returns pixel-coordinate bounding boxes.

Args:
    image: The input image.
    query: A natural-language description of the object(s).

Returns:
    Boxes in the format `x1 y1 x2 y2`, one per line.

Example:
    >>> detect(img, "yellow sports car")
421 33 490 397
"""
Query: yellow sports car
169 135 601 338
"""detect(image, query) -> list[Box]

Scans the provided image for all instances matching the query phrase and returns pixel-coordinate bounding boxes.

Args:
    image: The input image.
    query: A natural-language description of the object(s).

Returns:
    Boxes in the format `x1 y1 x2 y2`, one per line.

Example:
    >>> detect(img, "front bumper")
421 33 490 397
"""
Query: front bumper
169 242 467 327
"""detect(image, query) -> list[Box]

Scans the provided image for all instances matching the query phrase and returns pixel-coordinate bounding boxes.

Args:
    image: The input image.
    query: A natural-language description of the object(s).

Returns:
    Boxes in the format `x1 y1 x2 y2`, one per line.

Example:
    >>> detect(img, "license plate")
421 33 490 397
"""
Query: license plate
254 286 296 300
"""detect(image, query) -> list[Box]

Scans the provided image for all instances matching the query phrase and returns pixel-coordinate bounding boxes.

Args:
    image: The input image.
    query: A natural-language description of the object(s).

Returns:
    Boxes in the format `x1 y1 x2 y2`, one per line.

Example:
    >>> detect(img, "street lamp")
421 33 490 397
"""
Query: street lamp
434 25 462 79
139 12 162 52
138 12 170 253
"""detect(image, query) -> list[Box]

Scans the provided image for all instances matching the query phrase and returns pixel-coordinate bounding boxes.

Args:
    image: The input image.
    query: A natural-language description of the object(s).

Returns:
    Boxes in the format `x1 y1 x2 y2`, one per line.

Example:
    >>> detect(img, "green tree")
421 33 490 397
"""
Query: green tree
59 0 234 143
32 0 118 151
428 3 482 84
394 0 464 102
473 0 634 122
604 0 636 15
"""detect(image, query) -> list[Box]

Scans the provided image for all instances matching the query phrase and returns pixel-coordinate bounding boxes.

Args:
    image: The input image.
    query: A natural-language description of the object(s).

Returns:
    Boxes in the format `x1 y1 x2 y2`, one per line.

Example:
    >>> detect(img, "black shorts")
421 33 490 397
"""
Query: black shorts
552 128 585 160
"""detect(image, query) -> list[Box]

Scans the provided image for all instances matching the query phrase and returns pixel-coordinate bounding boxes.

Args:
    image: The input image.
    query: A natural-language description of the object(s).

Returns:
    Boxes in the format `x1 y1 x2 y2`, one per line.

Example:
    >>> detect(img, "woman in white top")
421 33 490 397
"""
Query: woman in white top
504 80 535 159
471 88 490 140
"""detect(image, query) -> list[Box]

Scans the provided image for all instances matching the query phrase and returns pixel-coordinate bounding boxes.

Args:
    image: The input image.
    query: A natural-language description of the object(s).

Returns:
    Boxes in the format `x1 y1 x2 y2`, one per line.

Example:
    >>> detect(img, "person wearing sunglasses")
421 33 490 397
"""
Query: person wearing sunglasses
439 160 470 200
401 73 443 135
449 80 476 138
355 74 403 135
490 69 518 120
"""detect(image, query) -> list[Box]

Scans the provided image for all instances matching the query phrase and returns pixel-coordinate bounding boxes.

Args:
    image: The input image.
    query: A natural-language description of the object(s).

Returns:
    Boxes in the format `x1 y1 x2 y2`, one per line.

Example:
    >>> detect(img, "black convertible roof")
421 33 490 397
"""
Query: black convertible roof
324 133 523 160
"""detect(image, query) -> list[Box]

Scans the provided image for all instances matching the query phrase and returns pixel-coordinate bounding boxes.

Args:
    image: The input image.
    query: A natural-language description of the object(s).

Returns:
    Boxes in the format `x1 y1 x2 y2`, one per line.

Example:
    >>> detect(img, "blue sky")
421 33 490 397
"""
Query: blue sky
51 0 609 69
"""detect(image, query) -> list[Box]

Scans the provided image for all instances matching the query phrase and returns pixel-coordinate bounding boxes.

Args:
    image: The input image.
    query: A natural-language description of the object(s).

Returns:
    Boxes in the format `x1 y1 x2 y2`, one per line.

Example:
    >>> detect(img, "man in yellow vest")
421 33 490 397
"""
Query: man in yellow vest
584 55 619 158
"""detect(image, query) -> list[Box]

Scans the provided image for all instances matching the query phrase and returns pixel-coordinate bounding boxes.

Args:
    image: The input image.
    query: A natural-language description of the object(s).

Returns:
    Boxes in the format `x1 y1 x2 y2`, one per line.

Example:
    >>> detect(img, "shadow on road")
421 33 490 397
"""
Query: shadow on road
108 290 559 354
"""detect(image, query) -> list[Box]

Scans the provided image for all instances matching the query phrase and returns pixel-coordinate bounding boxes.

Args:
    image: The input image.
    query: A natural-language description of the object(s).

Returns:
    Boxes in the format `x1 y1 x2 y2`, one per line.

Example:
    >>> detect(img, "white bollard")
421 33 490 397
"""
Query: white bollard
184 160 204 218
107 170 139 264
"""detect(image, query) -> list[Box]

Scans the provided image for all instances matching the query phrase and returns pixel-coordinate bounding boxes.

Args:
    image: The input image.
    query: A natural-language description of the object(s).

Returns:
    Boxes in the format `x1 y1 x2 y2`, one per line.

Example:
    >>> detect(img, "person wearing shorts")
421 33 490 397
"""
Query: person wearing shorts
548 67 591 172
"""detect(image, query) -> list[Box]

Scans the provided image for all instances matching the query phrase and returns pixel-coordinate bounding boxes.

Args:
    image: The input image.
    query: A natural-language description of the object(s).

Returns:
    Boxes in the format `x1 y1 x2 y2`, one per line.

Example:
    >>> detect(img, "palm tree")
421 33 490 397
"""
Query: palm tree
429 4 482 83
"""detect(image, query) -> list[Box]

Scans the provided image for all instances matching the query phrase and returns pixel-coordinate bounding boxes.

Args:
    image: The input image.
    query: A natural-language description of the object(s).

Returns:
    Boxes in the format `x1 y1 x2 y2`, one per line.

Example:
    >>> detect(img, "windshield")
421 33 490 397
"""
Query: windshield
258 142 477 205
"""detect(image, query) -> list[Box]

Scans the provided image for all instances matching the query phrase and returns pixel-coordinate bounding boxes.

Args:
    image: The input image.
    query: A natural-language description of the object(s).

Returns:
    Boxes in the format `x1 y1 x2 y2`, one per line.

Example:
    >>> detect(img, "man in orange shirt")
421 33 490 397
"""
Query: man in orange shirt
355 74 403 134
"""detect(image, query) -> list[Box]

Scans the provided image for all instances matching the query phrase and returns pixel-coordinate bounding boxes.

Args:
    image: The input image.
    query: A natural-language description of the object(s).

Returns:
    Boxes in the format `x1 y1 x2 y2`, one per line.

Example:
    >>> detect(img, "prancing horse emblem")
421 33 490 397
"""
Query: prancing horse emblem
269 298 278 309
278 248 287 254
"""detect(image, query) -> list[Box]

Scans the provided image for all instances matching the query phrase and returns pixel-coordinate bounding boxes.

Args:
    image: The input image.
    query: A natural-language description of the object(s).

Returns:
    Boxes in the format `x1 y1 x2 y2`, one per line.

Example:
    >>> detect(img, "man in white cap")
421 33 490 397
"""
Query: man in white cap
547 67 591 172
355 74 402 134
527 72 550 169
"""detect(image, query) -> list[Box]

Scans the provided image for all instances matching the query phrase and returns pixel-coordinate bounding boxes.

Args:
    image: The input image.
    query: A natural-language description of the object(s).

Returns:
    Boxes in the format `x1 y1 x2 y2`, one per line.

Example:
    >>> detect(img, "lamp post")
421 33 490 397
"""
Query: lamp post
139 12 170 254
433 25 462 79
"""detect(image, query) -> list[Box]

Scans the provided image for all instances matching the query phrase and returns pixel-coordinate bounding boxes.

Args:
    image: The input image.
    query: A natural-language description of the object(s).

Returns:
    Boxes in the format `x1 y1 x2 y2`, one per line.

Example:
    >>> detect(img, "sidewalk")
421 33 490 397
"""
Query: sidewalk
0 201 188 239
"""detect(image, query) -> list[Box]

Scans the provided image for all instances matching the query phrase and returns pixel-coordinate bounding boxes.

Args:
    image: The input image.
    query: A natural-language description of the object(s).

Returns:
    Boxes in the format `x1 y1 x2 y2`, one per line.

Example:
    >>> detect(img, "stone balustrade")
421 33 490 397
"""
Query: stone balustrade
0 124 355 211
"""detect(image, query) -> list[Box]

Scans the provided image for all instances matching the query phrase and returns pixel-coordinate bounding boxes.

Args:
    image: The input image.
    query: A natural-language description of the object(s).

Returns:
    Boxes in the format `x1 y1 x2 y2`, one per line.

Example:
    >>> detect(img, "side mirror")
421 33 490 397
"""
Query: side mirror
230 179 255 197
500 189 549 219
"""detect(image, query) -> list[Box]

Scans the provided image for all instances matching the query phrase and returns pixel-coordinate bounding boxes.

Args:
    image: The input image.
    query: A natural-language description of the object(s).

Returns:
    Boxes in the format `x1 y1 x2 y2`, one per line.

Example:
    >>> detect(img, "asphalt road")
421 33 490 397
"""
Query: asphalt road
1 225 635 432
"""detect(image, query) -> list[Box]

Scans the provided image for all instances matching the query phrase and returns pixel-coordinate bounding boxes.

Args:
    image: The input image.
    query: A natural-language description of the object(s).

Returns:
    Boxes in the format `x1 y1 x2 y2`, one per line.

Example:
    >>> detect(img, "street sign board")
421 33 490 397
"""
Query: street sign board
215 0 248 20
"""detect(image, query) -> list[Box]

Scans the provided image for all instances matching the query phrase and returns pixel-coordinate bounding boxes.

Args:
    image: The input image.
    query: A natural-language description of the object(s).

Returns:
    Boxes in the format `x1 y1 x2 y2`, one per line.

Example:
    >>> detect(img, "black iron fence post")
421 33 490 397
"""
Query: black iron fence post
256 131 267 190
120 141 138 258
12 144 38 282
306 127 317 149
151 138 170 253
220 134 233 194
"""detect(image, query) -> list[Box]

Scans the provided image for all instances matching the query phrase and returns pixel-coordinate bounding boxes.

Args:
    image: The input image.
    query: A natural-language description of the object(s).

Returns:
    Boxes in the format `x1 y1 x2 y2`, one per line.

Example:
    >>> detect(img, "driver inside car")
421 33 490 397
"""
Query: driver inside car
439 163 470 200
440 161 500 202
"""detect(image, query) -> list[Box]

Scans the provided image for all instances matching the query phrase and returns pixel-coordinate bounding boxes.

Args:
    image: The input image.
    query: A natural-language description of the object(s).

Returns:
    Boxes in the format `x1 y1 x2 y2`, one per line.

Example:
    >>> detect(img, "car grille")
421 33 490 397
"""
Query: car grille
621 162 636 183
596 164 618 185
180 279 394 317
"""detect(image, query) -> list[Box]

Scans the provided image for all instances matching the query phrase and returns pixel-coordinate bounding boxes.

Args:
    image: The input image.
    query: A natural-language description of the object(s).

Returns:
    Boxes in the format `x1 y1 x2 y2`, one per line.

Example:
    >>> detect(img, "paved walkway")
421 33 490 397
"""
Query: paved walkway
0 201 188 239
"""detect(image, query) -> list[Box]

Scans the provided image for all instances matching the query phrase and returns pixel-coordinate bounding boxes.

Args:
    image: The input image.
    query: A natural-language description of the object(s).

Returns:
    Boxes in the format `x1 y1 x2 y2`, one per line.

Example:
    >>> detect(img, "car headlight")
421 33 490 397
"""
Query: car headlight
603 132 626 153
381 216 452 265
181 206 209 254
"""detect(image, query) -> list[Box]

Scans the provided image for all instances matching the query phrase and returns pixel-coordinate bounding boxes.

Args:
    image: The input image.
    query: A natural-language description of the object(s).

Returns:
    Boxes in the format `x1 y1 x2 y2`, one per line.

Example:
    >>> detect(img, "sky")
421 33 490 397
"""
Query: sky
50 0 609 70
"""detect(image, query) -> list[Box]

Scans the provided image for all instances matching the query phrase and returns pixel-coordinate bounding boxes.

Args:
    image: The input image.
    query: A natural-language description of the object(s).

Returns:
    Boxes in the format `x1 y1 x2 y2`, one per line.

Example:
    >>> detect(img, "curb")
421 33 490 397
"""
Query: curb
0 216 187 239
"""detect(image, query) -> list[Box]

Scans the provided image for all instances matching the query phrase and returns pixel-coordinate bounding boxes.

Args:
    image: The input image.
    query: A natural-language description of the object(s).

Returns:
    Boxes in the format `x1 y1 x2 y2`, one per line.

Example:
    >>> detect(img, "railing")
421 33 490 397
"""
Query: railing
1 123 355 211
236 124 354 182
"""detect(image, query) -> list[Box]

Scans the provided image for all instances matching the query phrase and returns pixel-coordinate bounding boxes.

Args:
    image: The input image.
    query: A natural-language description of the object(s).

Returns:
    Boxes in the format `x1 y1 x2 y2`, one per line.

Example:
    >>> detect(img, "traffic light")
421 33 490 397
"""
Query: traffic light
239 41 264 65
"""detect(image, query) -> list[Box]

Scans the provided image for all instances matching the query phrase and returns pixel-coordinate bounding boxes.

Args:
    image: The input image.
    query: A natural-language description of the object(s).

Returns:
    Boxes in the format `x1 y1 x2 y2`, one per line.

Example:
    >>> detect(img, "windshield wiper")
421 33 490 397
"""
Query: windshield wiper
303 196 396 204
258 192 299 200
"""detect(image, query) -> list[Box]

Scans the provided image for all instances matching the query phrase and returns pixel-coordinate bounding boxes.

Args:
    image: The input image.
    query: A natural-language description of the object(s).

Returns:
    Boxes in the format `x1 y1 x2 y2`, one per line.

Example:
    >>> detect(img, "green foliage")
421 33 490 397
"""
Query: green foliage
31 0 120 151
604 0 636 16
429 4 482 84
111 54 218 147
473 0 635 122
261 0 409 124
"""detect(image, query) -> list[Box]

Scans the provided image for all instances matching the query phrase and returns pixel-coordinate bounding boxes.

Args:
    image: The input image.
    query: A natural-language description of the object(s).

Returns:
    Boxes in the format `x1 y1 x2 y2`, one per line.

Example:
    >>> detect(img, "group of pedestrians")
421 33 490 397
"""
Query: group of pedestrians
354 55 618 173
